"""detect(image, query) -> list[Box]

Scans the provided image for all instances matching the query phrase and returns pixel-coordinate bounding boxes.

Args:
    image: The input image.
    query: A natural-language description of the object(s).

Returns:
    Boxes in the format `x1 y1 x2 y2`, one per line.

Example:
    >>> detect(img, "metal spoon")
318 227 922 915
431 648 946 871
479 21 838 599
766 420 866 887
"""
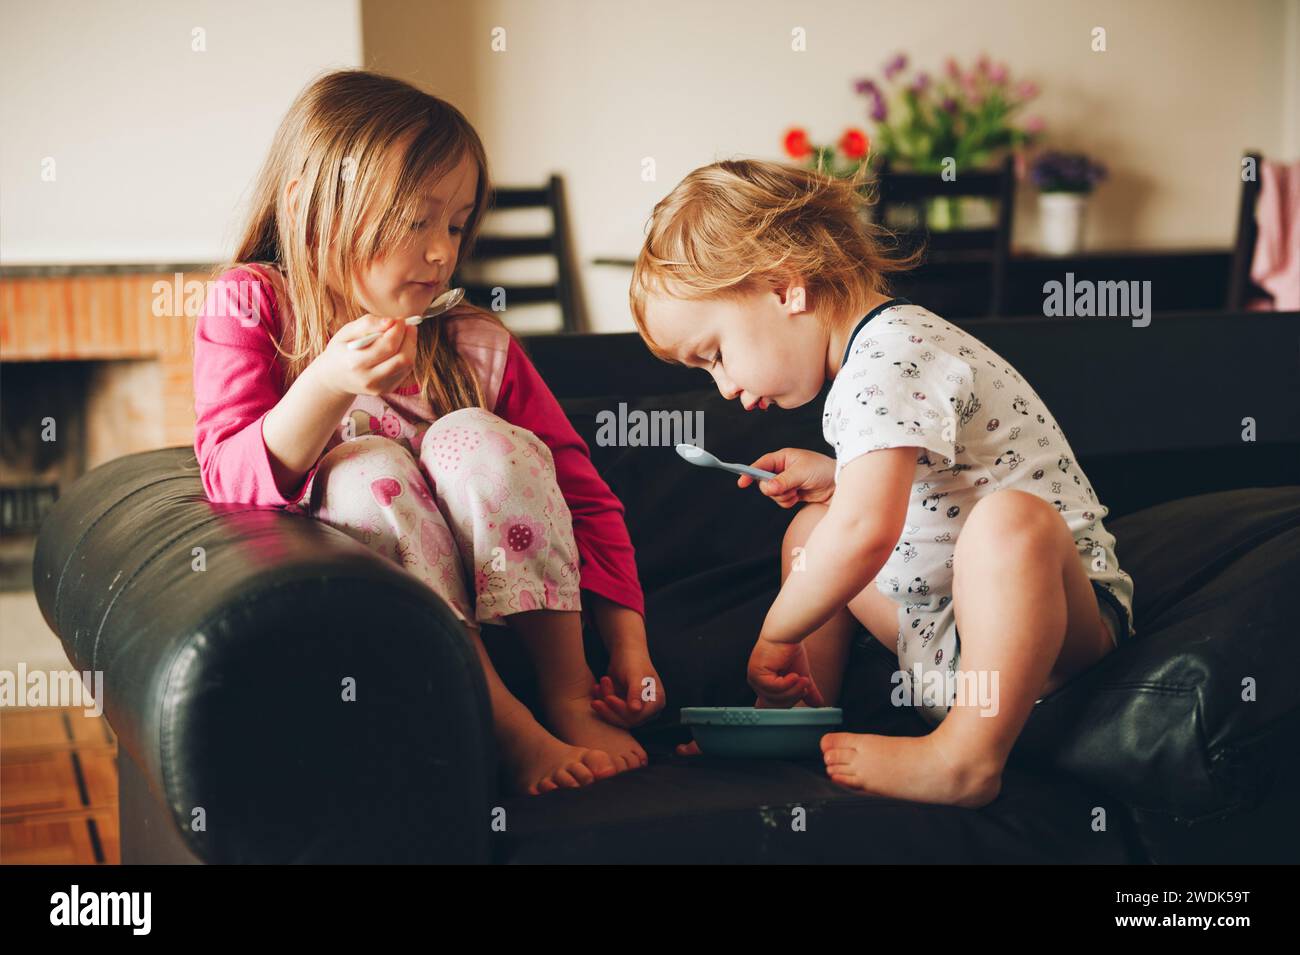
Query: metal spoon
347 287 466 351
675 443 778 481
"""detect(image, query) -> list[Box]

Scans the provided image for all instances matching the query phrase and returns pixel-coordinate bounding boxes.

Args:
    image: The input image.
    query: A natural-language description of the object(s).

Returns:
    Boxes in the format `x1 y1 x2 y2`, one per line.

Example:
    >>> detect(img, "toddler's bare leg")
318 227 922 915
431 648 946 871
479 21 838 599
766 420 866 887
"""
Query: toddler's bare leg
822 489 1113 807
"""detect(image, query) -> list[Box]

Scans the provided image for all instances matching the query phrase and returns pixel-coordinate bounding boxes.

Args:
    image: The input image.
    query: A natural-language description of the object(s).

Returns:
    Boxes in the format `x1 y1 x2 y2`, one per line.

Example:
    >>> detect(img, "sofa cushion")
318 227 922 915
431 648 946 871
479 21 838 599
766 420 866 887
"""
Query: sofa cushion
492 747 1135 863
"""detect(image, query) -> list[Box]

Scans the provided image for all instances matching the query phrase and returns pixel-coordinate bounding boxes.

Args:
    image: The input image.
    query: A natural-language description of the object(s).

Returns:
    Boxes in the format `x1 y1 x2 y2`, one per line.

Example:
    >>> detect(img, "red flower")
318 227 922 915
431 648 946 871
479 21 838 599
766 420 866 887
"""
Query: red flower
783 127 812 159
838 127 870 160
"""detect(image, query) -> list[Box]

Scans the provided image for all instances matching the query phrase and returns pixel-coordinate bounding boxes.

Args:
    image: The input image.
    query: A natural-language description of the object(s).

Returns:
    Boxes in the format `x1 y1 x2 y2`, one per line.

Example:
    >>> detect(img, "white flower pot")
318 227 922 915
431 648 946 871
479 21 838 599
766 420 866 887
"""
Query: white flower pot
1038 192 1088 255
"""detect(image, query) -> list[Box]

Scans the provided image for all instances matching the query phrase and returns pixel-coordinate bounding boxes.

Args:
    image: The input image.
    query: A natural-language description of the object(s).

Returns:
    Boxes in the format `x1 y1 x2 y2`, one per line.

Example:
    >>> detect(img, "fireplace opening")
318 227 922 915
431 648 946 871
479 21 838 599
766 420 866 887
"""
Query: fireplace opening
2 356 167 590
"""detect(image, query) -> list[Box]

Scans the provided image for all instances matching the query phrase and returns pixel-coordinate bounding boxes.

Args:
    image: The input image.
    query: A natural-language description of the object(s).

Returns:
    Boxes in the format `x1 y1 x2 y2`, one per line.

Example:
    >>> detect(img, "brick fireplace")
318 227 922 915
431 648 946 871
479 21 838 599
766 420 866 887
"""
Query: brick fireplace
0 269 204 593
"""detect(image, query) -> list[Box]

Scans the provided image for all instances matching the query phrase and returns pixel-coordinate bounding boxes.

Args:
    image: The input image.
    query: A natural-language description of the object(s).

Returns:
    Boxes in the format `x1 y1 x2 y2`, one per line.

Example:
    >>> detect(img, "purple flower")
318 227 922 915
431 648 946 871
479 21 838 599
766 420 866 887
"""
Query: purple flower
940 96 959 114
910 71 931 93
856 78 887 121
868 90 888 122
883 53 908 81
1030 150 1109 192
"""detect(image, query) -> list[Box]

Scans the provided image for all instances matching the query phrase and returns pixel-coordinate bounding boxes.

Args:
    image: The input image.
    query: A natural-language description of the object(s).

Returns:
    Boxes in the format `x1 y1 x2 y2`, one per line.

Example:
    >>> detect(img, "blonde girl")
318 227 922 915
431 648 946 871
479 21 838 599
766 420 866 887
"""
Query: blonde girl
194 70 663 796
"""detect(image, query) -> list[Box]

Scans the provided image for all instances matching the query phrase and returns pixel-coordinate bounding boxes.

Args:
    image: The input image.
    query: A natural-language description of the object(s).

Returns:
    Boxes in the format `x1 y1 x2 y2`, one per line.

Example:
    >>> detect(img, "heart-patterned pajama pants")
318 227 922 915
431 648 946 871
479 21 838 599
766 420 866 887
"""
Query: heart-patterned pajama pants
305 407 582 627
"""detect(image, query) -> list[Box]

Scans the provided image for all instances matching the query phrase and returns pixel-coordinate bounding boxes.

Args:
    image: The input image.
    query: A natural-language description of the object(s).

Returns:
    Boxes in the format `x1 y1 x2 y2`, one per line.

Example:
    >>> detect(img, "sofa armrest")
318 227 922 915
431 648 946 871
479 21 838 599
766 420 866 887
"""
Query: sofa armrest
33 447 495 863
1015 487 1300 849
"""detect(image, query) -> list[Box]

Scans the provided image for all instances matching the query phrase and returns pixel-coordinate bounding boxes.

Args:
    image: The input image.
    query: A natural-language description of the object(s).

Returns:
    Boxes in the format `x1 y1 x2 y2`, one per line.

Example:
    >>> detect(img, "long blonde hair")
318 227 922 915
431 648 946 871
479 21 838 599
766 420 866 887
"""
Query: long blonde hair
217 69 499 415
628 158 922 361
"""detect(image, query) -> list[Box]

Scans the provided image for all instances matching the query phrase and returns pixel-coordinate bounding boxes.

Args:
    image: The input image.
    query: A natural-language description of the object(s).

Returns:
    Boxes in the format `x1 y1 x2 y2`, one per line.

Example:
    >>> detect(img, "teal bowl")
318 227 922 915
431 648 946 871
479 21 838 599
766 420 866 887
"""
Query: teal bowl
680 706 843 759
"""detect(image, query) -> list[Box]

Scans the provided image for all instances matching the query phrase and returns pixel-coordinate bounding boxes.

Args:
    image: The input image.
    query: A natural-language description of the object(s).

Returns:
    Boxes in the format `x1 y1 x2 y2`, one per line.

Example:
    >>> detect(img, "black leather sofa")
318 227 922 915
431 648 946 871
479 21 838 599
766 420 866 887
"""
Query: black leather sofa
33 308 1300 863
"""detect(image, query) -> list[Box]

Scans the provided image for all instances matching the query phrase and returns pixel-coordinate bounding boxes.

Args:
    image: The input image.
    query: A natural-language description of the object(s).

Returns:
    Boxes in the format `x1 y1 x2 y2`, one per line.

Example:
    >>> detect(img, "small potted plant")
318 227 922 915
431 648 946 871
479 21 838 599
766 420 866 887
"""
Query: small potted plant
1030 150 1108 254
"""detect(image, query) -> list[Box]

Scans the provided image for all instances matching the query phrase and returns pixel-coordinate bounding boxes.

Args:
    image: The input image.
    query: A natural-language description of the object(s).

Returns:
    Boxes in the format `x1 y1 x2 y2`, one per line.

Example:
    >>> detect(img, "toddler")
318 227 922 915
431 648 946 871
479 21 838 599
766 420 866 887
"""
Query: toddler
629 159 1135 808
194 70 663 796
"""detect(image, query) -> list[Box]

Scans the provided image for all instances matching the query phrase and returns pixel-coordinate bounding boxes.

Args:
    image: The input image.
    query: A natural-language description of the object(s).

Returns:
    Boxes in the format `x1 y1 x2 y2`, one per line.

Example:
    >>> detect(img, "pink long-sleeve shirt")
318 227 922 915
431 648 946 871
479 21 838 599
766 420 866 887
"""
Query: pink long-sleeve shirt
193 264 644 616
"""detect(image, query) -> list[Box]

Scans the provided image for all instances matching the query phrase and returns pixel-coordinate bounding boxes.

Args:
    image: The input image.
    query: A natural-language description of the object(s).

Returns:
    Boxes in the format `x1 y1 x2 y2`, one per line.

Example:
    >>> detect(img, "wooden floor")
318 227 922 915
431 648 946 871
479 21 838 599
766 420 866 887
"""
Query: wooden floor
1 706 119 864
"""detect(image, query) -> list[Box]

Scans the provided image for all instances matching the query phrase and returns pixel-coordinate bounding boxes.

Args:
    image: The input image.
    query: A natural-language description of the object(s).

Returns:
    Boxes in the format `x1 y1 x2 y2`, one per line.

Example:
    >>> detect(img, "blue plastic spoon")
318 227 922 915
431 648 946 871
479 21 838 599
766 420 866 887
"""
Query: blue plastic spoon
675 443 777 481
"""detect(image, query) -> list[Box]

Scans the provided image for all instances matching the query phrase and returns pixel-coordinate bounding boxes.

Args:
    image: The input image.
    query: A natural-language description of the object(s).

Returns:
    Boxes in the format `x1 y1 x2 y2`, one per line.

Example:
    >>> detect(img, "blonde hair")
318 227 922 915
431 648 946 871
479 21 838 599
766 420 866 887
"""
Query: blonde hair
629 158 922 362
216 69 501 415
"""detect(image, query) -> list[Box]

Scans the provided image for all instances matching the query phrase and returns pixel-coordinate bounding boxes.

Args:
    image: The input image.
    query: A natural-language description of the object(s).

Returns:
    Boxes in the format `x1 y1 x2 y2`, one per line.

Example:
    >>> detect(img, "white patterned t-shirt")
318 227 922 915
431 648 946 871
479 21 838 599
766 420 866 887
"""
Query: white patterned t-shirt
821 298 1135 644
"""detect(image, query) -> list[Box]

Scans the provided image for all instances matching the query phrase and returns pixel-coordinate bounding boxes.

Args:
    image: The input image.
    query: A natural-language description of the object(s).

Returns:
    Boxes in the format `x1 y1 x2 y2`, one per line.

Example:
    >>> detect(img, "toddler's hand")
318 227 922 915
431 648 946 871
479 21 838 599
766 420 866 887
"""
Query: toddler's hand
590 654 667 728
314 313 418 397
737 448 837 508
748 637 825 708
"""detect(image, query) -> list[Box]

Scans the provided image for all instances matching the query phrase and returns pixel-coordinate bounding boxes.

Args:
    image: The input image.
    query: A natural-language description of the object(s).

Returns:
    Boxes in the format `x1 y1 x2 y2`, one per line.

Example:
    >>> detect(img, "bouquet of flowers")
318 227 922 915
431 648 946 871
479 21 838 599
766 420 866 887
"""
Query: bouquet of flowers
782 52 1043 175
857 52 1043 173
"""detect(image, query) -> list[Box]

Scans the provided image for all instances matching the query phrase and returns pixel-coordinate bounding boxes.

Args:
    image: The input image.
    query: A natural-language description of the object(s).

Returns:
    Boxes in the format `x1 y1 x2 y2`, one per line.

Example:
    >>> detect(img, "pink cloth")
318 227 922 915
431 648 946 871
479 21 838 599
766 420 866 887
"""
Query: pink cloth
1250 159 1300 311
193 265 644 616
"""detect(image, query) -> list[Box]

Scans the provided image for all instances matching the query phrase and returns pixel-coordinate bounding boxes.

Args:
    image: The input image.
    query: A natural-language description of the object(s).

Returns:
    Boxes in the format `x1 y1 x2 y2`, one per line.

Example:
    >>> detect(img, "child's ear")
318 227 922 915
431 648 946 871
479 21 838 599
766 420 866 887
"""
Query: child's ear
775 276 807 314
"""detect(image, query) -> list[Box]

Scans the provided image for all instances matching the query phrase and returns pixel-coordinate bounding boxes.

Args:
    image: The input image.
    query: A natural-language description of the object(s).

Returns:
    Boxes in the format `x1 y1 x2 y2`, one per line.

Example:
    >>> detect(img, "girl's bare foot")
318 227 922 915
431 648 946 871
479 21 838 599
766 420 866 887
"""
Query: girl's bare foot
544 691 648 773
500 721 619 795
462 623 620 796
505 609 648 774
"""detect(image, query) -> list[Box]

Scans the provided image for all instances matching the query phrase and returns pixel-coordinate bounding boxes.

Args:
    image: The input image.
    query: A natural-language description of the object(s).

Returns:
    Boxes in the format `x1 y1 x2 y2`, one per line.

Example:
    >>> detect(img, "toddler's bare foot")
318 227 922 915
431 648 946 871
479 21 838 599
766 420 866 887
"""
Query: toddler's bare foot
500 722 619 796
544 692 648 773
820 731 1002 807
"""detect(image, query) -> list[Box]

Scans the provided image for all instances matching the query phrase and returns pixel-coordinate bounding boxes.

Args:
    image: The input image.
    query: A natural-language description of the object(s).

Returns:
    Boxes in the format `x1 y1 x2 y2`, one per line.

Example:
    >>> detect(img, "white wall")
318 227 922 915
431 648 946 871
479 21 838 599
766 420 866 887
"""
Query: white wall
3 0 1294 331
0 0 362 264
364 0 1297 331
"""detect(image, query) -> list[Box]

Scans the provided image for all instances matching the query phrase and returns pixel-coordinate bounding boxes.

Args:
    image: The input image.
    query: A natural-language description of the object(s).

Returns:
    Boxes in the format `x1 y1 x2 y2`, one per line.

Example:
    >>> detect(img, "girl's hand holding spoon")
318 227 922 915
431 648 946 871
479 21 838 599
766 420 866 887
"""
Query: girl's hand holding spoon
317 288 465 398
315 313 418 397
347 286 465 351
